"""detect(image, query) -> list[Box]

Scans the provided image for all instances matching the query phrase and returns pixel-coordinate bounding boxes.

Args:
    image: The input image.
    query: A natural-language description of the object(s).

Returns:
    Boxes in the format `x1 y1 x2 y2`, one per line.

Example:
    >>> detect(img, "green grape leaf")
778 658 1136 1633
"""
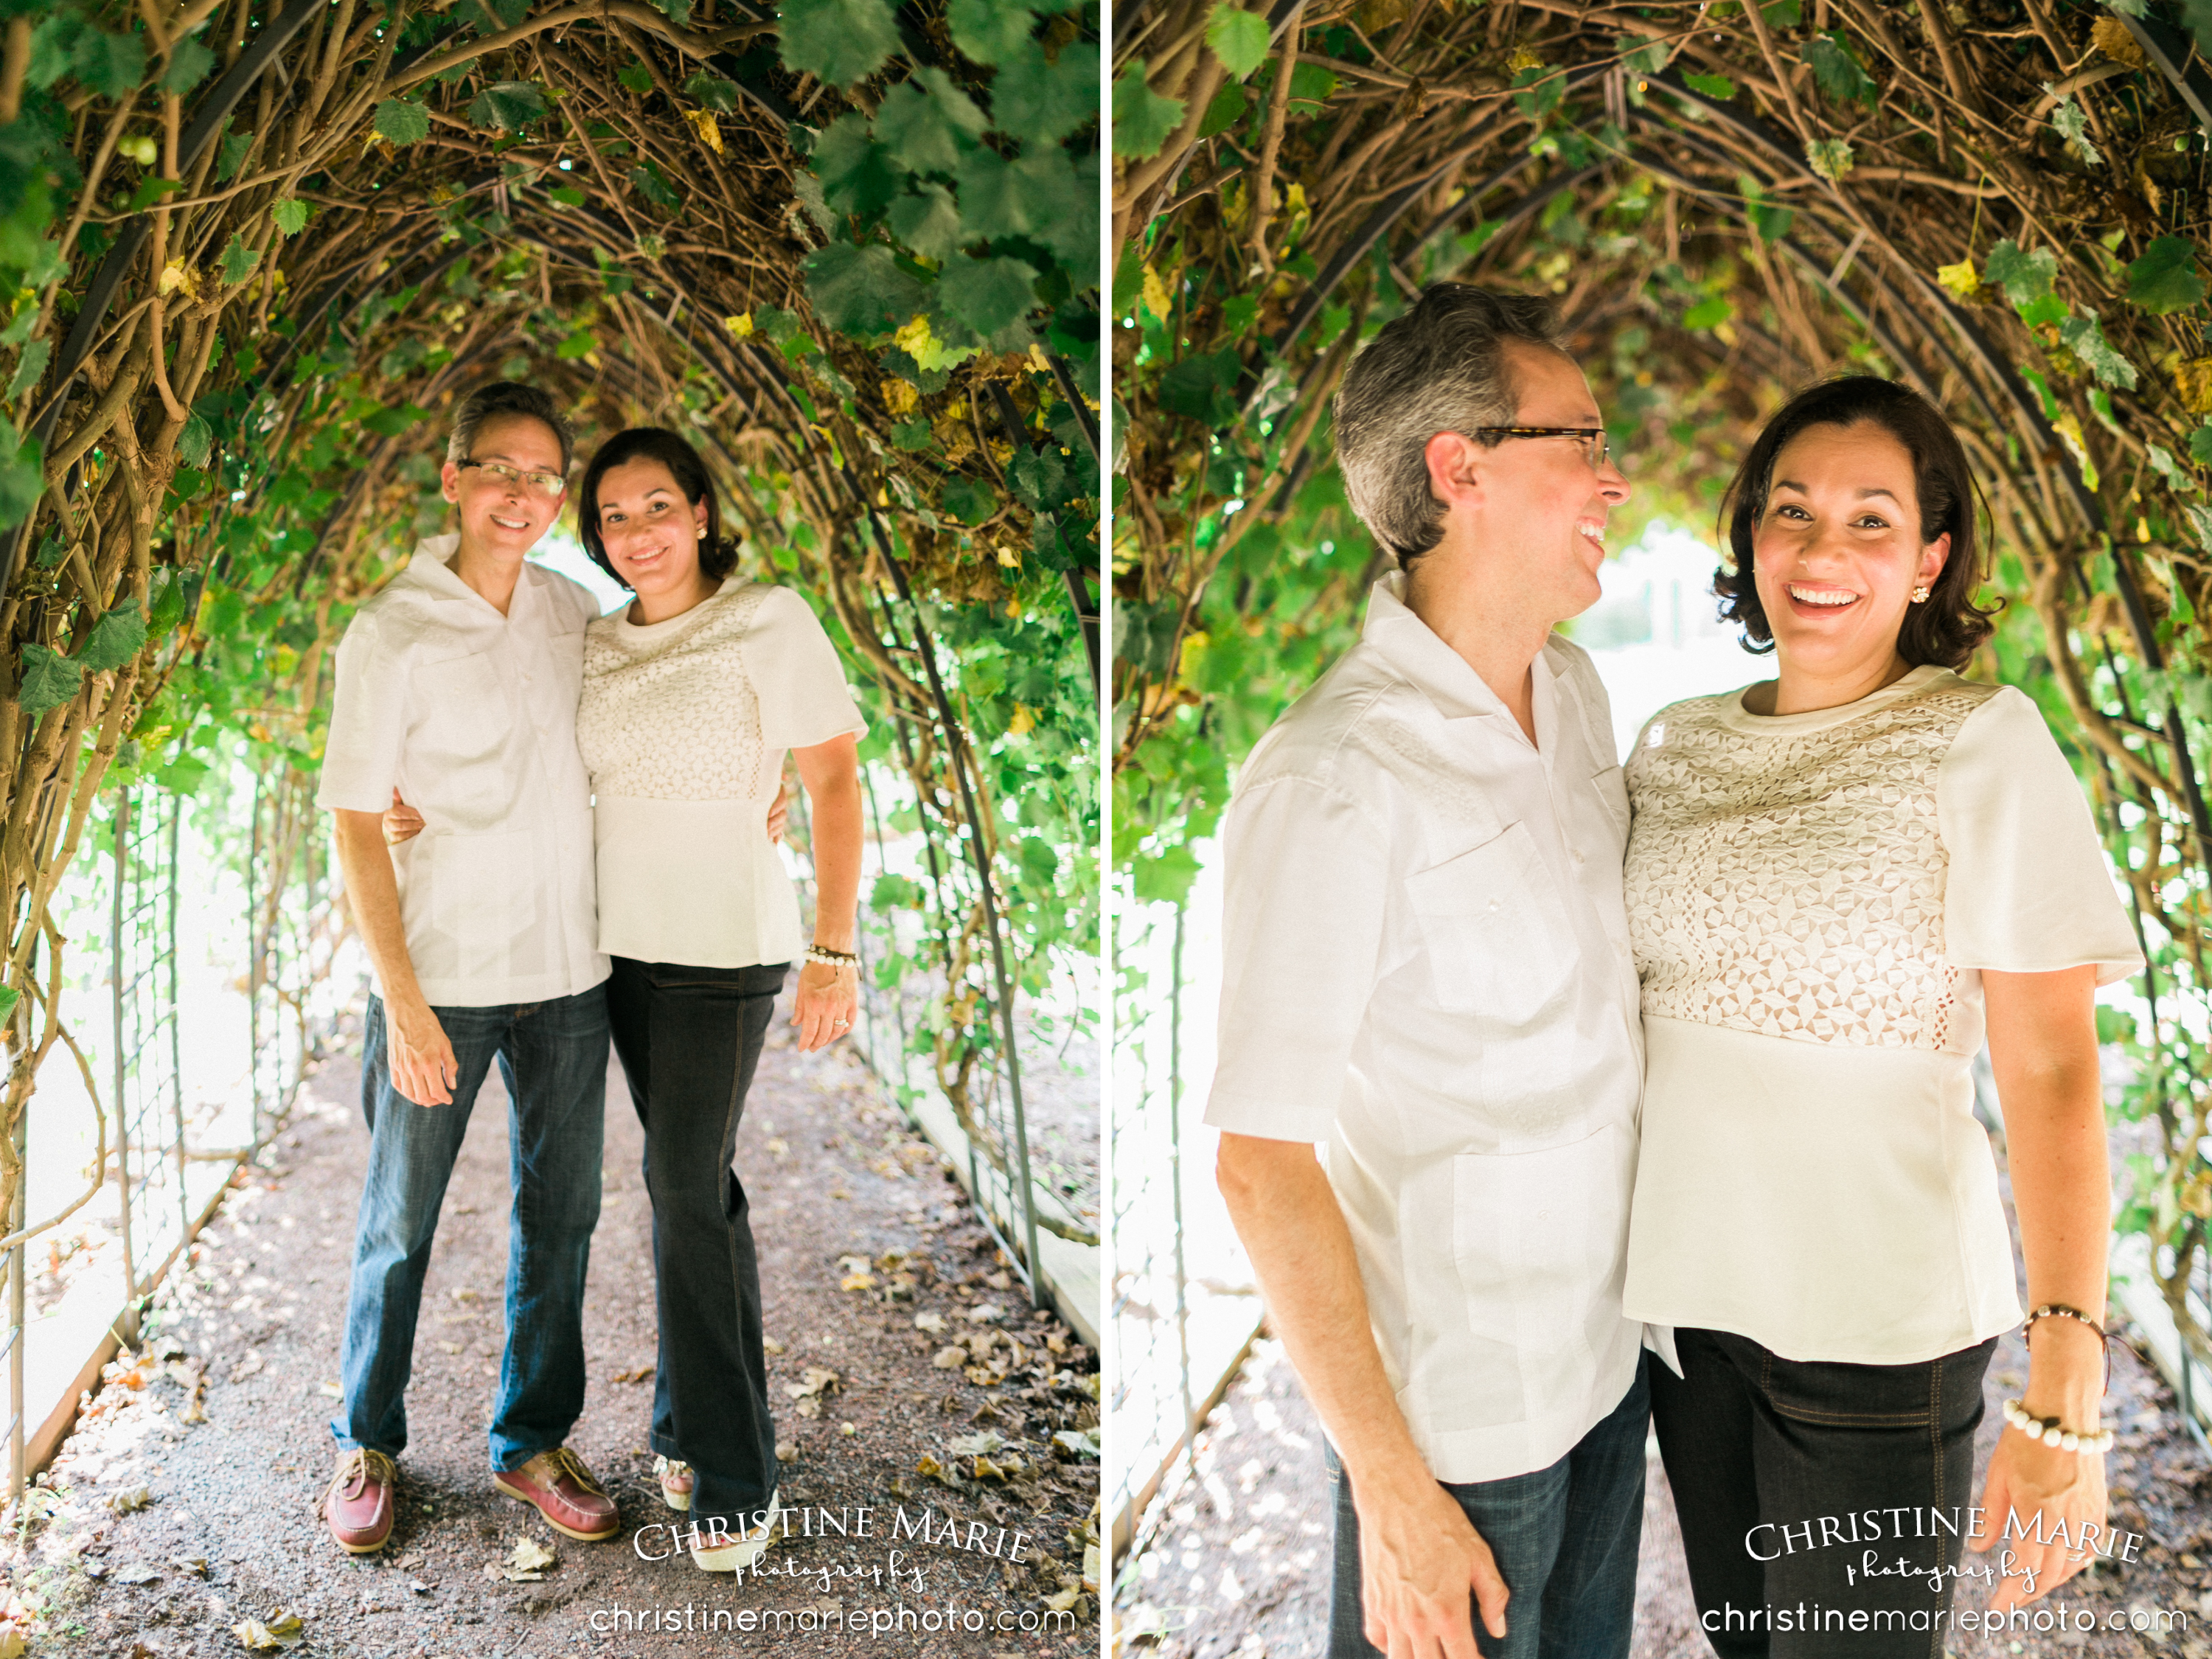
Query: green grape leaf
77 604 146 674
1156 347 1240 422
886 183 967 260
1009 444 1068 509
17 642 82 718
686 72 742 111
2191 420 2212 466
779 0 902 86
547 184 585 207
873 71 988 175
1680 72 1735 98
6 338 48 402
468 80 547 130
477 0 530 28
176 409 212 469
0 427 38 530
161 35 214 94
1801 32 1874 103
1198 83 1249 140
803 240 926 334
2048 91 2101 165
630 161 682 211
956 147 1028 240
1033 150 1098 270
1986 239 2057 306
271 198 310 236
617 62 654 94
1683 296 1732 330
815 114 902 218
991 38 1096 143
148 571 187 635
939 253 1038 336
1206 3 1271 78
1114 62 1185 160
940 475 997 524
373 100 431 145
2129 237 2206 315
1620 37 1672 75
218 234 260 285
72 30 146 100
947 0 1037 64
647 0 692 23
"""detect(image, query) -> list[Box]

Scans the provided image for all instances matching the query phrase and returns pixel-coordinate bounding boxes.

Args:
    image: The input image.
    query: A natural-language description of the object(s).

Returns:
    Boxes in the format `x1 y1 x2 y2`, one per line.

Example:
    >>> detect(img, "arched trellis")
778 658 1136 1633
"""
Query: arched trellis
1115 0 2212 1349
0 0 1102 1301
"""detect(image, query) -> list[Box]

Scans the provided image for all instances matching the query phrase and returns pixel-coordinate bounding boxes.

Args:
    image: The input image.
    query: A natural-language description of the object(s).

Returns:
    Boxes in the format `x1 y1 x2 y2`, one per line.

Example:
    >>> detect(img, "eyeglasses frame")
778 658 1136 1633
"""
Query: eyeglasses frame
455 457 568 498
1468 425 1615 471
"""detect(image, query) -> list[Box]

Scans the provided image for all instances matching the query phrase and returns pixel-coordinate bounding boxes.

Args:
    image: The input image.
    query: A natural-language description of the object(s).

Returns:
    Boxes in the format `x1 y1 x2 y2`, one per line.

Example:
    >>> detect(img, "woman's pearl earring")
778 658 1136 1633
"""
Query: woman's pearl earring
1910 584 1931 603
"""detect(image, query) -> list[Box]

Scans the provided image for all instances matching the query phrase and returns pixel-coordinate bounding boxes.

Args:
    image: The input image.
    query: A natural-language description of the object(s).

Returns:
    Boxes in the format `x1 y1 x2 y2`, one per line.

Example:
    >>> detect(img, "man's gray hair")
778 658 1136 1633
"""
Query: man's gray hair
446 381 575 472
1332 285 1569 567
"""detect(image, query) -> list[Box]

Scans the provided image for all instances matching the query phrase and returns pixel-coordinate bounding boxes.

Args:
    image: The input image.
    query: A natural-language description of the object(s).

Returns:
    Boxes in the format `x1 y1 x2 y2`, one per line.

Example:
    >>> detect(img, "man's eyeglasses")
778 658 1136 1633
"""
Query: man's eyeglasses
457 459 567 499
1471 426 1615 471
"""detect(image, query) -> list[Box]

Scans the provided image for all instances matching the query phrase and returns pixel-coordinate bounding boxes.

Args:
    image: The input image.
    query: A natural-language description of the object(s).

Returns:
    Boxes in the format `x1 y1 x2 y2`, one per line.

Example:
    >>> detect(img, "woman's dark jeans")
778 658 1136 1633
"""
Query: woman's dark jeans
1651 1328 1997 1659
607 956 789 1528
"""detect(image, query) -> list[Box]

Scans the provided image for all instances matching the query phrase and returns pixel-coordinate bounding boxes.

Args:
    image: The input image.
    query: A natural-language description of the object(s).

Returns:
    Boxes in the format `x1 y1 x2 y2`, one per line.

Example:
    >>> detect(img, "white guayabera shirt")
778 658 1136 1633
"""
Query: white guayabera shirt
1204 574 1648 1486
317 533 608 1008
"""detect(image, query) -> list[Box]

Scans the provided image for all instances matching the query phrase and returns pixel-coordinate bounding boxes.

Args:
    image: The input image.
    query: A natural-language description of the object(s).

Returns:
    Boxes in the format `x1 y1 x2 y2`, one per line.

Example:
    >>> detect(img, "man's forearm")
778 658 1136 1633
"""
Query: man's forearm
1217 1134 1433 1492
332 810 429 1012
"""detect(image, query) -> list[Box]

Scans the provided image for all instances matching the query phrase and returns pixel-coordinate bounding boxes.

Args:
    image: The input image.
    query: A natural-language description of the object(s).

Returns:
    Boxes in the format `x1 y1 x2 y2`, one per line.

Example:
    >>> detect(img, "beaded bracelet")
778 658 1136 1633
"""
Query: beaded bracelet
804 945 859 969
2002 1396 2113 1454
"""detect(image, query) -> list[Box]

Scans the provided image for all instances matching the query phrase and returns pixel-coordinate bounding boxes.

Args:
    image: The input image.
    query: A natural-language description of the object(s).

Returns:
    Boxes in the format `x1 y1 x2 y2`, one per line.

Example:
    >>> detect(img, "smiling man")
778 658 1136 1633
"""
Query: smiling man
314 382 619 1555
1208 286 1652 1659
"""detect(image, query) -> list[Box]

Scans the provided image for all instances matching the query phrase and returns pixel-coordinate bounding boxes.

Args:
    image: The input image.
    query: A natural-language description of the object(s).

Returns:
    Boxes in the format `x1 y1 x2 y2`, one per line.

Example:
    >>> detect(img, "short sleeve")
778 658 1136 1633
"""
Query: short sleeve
1204 775 1390 1142
1938 687 2143 985
316 612 408 813
749 586 866 751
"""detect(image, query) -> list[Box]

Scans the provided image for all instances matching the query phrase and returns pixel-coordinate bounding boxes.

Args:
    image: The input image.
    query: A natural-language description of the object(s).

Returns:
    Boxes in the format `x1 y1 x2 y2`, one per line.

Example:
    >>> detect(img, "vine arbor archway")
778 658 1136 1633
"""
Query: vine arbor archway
1114 0 2212 1363
0 0 1104 1351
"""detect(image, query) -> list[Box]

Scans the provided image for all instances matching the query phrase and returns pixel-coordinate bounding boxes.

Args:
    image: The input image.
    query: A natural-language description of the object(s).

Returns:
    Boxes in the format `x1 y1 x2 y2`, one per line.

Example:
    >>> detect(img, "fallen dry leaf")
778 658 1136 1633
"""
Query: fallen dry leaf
612 1366 654 1383
966 1303 1003 1324
485 1535 557 1582
932 1346 967 1370
1045 1581 1081 1614
766 1137 789 1156
785 1366 839 1399
172 1555 209 1576
763 1338 786 1355
946 1431 1005 1458
232 1610 305 1650
914 1312 947 1335
839 1273 874 1292
114 1564 160 1585
316 1382 343 1399
1052 1430 1099 1459
229 1354 264 1382
109 1486 151 1514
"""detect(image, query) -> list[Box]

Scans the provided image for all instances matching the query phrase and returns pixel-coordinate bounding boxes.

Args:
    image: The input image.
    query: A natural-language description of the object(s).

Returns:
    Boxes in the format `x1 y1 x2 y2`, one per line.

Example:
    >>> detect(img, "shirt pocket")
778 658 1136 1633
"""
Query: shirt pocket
1404 823 1577 1023
1451 1124 1630 1364
411 653 509 762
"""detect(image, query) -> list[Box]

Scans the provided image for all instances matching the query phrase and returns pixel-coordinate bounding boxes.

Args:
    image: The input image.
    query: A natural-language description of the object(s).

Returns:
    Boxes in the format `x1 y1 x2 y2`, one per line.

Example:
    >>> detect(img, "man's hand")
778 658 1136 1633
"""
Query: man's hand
383 787 425 846
1355 1471 1510 1658
385 998 459 1107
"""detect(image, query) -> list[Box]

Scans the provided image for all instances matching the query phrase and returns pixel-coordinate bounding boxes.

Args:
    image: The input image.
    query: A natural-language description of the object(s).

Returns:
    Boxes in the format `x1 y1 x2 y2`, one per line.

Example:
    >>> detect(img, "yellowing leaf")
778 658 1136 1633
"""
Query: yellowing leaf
159 260 199 299
1507 44 1544 71
684 108 724 154
232 1612 305 1650
1935 259 1980 303
884 378 919 417
1008 705 1037 737
1140 265 1172 324
723 313 754 338
841 1272 875 1291
2175 356 2212 415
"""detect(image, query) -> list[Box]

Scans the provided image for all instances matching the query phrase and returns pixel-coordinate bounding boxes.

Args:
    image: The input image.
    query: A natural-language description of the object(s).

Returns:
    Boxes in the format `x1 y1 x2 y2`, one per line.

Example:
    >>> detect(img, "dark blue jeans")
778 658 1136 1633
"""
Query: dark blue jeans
333 987 608 1472
606 957 787 1528
1650 1328 1995 1659
1329 1355 1649 1659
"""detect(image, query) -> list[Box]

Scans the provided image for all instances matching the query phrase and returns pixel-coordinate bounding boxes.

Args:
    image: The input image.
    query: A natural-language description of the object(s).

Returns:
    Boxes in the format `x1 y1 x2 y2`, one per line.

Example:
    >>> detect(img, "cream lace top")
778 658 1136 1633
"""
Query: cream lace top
576 579 866 968
1620 665 2140 1365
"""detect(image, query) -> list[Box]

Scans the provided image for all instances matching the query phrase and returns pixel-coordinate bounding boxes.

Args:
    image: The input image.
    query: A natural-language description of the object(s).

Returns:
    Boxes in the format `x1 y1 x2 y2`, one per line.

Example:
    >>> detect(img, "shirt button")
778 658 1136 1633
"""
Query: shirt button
1571 846 1586 865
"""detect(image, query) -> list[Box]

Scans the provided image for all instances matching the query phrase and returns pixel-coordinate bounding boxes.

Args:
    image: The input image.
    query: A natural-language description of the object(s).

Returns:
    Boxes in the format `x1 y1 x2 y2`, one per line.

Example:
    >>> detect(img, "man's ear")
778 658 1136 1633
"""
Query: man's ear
1422 431 1484 518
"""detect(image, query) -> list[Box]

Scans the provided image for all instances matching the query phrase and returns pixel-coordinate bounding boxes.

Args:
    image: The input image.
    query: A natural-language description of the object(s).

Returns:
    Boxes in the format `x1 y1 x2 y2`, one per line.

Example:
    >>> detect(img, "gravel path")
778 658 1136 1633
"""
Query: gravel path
7 995 1101 1656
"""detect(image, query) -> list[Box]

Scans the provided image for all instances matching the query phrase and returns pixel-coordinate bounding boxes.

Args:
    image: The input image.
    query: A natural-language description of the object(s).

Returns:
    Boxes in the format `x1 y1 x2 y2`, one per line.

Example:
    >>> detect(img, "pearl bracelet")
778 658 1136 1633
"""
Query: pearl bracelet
2002 1397 2113 1454
804 945 858 969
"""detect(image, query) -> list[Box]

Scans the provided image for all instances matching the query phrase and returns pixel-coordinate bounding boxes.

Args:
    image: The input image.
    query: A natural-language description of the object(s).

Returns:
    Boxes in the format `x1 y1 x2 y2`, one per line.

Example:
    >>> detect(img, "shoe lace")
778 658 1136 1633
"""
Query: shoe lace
335 1448 394 1495
542 1447 606 1495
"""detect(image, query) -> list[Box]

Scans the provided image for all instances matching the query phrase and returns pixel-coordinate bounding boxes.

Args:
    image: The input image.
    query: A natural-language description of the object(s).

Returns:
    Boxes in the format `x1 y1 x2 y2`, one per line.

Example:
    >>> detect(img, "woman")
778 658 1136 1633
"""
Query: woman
1619 377 2138 1652
395 427 867 1568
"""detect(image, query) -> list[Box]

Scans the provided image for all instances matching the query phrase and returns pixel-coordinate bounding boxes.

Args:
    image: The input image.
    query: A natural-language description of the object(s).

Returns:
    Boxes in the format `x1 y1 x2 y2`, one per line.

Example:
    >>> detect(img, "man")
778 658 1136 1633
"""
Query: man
316 382 618 1554
1208 286 1651 1659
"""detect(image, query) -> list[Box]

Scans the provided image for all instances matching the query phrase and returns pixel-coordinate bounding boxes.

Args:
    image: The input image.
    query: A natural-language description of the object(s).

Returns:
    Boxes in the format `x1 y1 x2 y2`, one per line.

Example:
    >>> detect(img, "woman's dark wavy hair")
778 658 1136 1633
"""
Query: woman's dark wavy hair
1715 375 1999 670
576 427 740 590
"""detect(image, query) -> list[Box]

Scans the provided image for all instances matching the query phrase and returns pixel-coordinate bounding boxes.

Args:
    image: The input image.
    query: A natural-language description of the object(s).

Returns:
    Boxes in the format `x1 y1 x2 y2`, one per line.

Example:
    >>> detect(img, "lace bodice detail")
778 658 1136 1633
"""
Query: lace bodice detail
577 581 776 801
1622 676 2001 1051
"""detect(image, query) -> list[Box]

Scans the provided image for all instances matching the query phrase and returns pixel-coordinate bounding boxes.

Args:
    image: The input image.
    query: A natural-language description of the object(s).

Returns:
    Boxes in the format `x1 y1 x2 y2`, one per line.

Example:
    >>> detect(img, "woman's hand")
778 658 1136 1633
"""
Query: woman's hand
1971 1420 2107 1611
792 958 858 1051
383 787 425 847
1969 1315 2110 1612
